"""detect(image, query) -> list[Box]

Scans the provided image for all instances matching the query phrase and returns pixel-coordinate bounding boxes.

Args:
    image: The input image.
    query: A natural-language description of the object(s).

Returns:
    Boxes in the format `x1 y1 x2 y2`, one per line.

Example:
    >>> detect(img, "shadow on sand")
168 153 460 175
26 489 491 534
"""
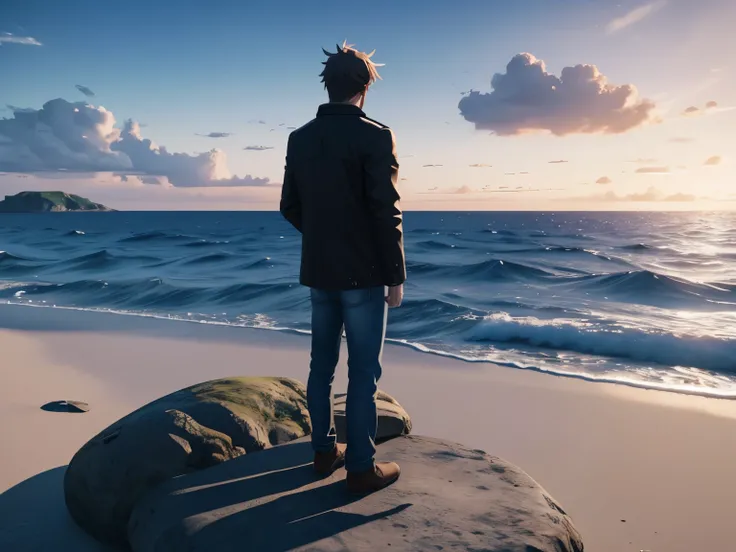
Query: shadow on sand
130 439 412 551
0 466 121 551
2 441 410 552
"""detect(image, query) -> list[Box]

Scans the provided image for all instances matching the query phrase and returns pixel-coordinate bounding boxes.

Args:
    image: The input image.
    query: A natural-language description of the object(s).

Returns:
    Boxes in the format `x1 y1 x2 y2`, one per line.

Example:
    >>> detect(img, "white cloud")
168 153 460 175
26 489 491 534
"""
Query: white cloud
195 132 233 138
581 186 696 203
681 101 734 117
244 145 274 151
0 32 42 46
458 53 657 136
0 99 130 173
0 98 271 187
606 1 667 34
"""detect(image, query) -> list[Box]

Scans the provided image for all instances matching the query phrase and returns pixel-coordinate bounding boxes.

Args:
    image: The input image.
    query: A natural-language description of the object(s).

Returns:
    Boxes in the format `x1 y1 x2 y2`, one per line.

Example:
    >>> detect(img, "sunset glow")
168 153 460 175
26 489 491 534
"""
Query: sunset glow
1 0 733 210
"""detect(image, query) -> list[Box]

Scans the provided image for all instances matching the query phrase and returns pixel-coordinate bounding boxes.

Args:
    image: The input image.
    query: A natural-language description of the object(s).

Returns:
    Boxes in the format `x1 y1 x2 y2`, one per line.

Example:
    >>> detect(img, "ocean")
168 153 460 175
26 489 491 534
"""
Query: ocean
1 210 735 398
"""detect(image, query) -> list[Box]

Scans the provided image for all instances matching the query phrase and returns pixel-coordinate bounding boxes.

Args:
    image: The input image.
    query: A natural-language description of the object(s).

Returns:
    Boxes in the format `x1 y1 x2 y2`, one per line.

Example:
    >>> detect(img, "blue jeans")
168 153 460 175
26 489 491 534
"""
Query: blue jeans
308 285 388 473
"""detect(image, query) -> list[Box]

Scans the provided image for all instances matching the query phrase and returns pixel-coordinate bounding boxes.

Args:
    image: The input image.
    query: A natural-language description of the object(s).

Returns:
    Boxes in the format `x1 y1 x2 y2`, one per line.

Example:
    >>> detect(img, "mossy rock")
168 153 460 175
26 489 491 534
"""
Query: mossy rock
334 390 412 444
64 376 310 545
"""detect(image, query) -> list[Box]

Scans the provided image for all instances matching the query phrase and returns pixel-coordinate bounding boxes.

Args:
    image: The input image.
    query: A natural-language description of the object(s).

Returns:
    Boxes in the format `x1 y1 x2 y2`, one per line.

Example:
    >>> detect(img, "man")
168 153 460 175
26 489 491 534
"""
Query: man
279 41 405 495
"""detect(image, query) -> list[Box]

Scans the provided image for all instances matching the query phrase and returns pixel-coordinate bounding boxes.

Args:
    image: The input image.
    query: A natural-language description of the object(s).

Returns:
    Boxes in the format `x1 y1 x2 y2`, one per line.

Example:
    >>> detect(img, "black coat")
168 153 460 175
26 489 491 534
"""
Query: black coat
279 103 406 290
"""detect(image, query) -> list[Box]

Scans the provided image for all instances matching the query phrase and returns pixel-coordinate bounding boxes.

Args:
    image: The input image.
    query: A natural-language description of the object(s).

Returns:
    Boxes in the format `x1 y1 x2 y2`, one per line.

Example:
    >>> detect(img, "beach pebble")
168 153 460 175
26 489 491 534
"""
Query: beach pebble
40 400 89 413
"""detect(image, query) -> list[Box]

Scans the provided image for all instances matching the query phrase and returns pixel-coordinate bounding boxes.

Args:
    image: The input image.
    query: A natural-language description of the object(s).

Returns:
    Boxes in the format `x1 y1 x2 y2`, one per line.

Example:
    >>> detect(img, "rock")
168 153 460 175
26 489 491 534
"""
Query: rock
0 191 114 212
334 390 411 443
40 400 89 413
128 435 584 552
64 376 310 545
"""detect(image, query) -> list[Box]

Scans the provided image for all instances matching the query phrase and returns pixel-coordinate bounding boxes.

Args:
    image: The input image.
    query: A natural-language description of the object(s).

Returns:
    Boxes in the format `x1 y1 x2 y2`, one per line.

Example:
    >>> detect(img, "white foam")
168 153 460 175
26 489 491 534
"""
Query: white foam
465 312 736 374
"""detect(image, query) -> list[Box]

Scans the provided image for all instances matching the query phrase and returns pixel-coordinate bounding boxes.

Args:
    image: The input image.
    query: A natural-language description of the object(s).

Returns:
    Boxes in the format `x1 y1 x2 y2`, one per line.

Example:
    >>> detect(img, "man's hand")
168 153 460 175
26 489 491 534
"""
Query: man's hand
385 284 403 308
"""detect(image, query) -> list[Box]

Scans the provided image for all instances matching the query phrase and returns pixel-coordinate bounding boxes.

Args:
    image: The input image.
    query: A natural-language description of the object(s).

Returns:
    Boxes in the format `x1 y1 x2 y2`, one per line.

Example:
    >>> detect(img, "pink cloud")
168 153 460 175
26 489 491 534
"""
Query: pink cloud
458 53 657 136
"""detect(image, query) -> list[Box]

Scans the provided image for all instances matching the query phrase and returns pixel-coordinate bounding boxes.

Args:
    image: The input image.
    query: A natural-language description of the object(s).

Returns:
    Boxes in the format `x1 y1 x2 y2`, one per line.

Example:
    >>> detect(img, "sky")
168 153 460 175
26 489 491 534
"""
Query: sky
0 0 734 211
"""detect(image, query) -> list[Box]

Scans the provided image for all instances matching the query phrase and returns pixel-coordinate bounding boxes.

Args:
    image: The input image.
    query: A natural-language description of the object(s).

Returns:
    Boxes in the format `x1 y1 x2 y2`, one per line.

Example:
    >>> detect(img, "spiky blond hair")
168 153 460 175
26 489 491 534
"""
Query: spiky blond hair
319 40 384 102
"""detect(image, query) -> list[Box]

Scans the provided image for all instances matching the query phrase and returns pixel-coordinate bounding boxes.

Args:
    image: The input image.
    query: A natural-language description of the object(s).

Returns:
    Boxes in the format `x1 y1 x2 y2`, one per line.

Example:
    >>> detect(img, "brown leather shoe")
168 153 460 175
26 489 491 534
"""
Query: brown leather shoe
346 461 401 495
313 443 346 475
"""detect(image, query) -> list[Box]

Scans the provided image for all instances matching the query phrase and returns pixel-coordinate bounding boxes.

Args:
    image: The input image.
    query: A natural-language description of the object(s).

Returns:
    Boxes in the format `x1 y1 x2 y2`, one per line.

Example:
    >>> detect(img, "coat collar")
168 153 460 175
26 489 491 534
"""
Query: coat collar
317 103 366 118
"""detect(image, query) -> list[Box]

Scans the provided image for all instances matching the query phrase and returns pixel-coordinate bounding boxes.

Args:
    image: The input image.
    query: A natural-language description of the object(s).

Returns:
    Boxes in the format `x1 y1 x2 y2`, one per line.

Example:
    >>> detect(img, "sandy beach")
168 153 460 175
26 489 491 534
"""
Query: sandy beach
2 303 736 551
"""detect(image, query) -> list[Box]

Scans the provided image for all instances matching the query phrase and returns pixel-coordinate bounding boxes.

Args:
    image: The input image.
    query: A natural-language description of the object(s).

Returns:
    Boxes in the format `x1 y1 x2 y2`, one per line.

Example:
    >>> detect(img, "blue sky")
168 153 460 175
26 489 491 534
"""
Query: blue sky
0 0 734 210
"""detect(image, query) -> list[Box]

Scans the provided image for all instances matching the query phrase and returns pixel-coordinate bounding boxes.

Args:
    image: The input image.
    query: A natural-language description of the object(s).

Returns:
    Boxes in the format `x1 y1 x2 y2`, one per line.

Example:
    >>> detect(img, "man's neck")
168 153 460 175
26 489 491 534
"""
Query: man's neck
329 92 364 108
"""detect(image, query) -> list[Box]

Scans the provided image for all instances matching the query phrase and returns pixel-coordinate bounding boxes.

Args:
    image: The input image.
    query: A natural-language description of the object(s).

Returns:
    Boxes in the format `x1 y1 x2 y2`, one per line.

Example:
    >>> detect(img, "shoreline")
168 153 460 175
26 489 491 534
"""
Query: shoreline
3 301 735 401
2 304 736 551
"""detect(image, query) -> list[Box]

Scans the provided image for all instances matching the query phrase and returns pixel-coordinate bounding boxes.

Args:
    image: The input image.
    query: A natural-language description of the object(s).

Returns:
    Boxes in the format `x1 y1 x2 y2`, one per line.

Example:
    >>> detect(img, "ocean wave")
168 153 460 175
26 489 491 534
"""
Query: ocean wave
1 299 735 398
0 251 31 263
529 232 594 241
391 337 736 398
407 228 440 234
465 312 736 373
618 243 653 251
182 239 232 248
3 210 736 398
408 258 555 281
0 278 209 309
1 277 161 297
480 229 517 236
0 251 46 275
119 231 199 243
210 282 296 304
575 270 734 300
61 250 122 270
235 257 281 270
0 277 300 310
500 245 634 265
708 281 736 293
56 250 164 271
415 239 467 250
183 252 236 265
465 259 555 280
390 298 482 325
118 231 170 242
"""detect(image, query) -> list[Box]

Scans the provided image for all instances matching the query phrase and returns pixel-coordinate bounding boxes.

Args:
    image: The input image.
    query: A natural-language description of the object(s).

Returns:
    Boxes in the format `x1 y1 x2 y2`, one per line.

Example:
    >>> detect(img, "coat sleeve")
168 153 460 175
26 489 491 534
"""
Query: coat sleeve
364 127 406 286
279 133 302 233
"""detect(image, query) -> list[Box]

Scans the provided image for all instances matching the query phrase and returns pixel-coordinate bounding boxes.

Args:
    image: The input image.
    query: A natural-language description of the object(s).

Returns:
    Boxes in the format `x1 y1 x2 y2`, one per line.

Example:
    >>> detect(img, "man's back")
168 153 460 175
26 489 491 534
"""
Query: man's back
280 102 406 291
280 42 404 495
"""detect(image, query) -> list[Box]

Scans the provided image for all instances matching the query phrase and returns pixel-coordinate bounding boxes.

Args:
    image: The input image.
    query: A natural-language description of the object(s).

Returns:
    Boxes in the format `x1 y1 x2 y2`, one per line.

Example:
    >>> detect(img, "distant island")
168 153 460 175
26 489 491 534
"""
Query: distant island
0 191 114 213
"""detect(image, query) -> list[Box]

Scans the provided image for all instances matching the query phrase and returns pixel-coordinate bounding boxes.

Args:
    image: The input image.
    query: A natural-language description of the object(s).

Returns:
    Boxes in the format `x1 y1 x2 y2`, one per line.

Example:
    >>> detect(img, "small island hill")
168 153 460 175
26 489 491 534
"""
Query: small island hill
0 191 113 212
